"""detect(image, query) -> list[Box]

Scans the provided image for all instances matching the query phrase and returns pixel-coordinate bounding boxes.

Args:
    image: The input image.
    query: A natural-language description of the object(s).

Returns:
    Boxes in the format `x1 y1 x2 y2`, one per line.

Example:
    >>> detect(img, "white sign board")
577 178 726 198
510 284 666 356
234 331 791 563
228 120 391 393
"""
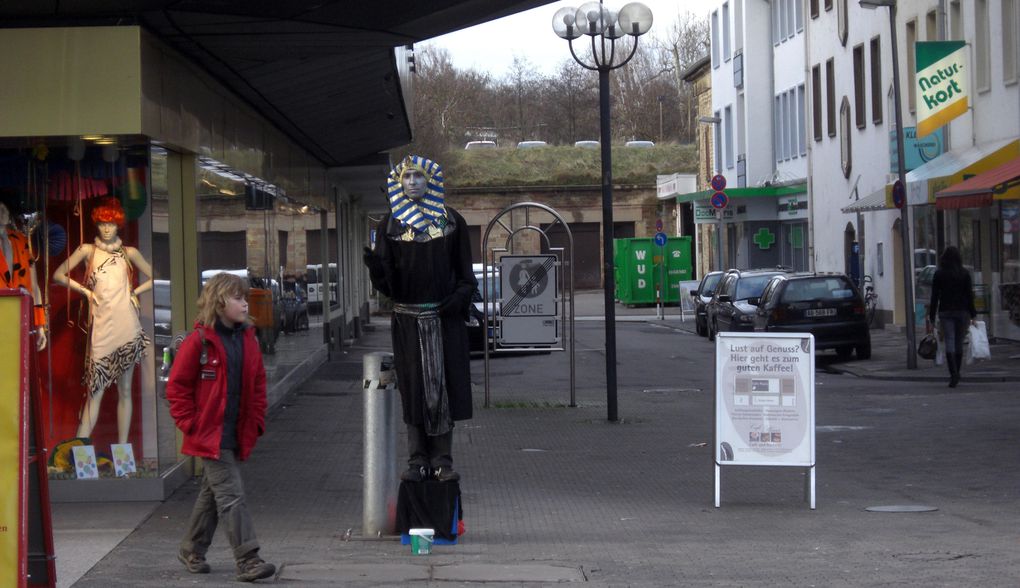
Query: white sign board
715 332 815 467
499 255 558 346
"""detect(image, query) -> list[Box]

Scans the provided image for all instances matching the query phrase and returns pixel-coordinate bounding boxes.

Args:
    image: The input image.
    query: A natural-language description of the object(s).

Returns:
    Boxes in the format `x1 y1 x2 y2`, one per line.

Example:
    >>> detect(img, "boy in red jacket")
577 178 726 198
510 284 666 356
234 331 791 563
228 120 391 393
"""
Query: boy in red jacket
166 272 276 582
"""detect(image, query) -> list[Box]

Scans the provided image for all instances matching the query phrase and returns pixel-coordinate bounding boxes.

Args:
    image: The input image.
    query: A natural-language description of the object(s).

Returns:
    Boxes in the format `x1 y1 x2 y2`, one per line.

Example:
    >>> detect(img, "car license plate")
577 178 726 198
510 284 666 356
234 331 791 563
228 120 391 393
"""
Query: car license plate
805 308 836 317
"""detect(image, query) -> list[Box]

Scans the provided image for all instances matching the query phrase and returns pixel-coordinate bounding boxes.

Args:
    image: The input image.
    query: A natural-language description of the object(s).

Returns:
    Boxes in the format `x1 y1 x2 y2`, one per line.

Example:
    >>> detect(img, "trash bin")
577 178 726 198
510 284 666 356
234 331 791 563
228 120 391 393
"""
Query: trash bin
614 237 693 305
363 352 399 537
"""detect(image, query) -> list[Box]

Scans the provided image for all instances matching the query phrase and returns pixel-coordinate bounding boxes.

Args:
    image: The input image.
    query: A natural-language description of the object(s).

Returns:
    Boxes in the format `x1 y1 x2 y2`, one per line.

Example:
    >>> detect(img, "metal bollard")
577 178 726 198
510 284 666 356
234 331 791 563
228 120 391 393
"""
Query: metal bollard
362 351 399 537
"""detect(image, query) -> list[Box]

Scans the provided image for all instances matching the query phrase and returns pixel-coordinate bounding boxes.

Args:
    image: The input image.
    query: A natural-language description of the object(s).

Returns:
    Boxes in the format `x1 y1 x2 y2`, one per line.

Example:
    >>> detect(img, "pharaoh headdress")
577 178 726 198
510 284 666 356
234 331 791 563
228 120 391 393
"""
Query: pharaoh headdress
386 155 446 233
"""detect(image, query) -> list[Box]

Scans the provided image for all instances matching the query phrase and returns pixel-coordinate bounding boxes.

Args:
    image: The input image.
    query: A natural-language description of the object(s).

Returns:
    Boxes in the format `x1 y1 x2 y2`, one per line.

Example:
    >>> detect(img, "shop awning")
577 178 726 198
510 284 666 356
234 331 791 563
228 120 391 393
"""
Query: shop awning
675 182 807 204
842 186 894 213
934 156 1020 210
846 139 1020 211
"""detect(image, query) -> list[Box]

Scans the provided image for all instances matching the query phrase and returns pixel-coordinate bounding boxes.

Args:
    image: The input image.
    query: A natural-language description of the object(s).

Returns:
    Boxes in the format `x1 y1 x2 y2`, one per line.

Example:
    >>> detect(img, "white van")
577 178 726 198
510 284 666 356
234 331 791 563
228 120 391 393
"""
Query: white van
465 140 496 150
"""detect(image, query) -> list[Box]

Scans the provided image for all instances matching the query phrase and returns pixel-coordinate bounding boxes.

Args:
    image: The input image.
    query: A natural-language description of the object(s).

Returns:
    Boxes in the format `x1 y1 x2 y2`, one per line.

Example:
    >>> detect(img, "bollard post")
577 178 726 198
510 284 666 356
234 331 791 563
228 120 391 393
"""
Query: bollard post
362 351 399 537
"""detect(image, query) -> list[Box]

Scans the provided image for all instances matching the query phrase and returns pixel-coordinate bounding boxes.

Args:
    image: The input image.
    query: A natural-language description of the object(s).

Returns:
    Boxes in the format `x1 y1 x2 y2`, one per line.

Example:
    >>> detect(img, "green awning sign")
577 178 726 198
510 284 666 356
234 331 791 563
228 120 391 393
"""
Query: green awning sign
915 41 969 138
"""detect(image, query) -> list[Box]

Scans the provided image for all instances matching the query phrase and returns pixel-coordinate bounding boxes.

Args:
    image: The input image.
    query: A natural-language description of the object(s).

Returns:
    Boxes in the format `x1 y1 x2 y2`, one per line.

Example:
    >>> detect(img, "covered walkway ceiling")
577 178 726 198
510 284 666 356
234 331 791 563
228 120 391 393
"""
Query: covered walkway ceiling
0 1 554 167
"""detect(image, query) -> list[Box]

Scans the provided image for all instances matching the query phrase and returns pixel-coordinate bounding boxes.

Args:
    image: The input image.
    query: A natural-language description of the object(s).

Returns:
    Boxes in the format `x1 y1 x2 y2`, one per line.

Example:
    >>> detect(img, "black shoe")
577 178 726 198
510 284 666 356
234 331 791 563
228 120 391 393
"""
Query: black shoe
434 466 460 483
401 465 429 483
236 556 275 582
949 375 959 388
178 549 211 574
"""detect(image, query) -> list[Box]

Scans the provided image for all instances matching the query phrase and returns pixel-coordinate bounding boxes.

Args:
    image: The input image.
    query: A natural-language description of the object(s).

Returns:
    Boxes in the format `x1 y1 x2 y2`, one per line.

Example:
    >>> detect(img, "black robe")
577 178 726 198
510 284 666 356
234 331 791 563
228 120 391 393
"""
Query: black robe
366 208 477 425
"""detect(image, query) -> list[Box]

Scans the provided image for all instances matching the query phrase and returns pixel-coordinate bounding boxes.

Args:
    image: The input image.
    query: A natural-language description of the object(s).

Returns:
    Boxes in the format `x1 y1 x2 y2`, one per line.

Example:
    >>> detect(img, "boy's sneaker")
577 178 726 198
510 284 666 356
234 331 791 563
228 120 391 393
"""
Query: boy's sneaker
178 549 211 574
236 556 275 582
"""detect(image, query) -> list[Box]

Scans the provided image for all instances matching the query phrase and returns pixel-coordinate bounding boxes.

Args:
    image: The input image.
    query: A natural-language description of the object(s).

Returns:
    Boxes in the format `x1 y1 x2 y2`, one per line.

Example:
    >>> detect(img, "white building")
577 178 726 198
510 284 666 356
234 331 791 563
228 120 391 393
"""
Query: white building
676 0 809 271
811 0 1020 339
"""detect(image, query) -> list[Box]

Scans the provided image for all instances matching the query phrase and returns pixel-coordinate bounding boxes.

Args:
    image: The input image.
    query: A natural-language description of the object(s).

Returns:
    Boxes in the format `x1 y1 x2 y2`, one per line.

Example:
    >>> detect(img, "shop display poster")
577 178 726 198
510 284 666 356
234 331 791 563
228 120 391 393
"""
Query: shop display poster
72 445 99 480
715 332 815 467
111 443 136 477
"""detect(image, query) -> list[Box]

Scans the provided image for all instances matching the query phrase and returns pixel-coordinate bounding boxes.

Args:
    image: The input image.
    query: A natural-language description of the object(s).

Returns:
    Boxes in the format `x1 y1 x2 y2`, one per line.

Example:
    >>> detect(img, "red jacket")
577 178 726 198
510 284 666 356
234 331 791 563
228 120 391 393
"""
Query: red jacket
166 323 267 461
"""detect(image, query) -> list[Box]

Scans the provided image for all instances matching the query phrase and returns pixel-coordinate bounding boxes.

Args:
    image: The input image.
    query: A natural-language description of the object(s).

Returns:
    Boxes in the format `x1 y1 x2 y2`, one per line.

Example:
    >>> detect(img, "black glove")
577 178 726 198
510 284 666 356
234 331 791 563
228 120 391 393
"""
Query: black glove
437 291 467 317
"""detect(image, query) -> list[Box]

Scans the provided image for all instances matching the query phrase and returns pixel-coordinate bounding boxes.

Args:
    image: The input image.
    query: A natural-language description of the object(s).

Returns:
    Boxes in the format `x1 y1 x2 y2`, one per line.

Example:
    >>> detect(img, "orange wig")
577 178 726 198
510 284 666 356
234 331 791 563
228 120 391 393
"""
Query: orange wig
90 197 126 227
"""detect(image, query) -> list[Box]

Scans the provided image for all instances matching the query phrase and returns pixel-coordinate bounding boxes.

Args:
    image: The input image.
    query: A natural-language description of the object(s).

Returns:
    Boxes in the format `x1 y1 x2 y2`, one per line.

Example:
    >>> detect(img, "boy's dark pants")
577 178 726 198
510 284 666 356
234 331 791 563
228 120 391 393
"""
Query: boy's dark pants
181 450 260 561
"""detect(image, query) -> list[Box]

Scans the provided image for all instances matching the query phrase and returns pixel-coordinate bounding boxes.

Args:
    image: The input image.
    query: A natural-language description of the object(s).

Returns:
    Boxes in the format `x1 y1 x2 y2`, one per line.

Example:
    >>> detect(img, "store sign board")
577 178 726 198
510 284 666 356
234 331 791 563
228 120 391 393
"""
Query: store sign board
715 332 815 468
914 41 969 138
889 127 945 174
0 295 26 587
694 201 734 224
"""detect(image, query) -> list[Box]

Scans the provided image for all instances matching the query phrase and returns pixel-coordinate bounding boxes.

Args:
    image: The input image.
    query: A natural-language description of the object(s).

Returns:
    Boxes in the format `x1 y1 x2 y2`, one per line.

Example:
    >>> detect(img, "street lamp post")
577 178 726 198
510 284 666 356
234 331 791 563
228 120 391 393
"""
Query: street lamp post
860 0 917 369
554 2 653 422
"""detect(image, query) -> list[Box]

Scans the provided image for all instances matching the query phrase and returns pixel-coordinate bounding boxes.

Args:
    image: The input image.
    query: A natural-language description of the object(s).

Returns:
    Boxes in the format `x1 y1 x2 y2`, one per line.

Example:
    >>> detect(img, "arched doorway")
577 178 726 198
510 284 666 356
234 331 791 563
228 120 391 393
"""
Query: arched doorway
843 222 856 276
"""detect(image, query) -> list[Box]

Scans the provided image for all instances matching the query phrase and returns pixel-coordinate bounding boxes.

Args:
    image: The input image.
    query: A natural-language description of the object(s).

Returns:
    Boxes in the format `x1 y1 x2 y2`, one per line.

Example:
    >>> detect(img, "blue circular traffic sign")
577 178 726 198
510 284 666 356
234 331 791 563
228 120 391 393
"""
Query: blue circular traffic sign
711 174 727 192
711 191 729 209
654 232 668 247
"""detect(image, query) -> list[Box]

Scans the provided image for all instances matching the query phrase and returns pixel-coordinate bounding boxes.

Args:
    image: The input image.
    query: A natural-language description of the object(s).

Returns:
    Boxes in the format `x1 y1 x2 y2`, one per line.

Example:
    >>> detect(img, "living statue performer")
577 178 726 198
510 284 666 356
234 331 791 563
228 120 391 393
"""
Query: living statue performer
363 155 477 483
53 197 152 444
0 191 47 350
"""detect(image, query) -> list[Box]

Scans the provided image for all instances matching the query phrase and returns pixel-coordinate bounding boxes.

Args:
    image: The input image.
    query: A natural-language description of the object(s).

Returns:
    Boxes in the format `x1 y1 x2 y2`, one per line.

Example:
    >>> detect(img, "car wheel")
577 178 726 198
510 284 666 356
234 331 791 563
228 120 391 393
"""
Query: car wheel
836 345 853 359
856 341 872 360
696 317 705 337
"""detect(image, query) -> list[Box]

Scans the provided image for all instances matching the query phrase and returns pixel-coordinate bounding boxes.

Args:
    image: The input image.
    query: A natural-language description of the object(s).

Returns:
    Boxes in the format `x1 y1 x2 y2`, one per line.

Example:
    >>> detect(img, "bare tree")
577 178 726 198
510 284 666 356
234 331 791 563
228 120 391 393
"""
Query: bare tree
655 10 711 142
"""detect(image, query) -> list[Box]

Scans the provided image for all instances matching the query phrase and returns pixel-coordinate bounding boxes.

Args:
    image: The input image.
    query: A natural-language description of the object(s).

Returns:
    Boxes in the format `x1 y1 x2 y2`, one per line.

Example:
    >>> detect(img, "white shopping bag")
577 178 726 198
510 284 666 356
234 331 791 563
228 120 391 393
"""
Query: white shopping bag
969 320 991 360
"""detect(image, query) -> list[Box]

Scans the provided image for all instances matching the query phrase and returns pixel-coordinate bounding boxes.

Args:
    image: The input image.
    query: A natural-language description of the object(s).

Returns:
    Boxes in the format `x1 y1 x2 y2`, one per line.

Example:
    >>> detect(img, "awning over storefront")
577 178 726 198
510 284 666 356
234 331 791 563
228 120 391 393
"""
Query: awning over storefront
848 139 1020 212
674 182 807 204
934 156 1020 209
842 187 893 213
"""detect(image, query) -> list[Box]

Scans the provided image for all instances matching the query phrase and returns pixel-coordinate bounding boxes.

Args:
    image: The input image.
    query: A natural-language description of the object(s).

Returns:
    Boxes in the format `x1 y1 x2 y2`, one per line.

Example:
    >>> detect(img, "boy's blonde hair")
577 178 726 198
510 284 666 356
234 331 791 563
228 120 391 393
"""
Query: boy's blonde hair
196 273 249 327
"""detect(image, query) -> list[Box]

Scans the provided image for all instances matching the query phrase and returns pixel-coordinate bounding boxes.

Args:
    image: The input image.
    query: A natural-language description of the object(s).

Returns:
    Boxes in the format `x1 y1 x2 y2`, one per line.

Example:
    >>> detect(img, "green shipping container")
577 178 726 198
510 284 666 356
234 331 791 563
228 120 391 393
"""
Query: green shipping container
614 237 693 305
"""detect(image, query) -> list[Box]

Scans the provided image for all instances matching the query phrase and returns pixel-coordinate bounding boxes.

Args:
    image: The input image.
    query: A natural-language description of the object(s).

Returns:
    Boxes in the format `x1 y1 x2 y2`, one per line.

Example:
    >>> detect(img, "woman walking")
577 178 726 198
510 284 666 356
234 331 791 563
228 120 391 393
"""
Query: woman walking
927 246 976 388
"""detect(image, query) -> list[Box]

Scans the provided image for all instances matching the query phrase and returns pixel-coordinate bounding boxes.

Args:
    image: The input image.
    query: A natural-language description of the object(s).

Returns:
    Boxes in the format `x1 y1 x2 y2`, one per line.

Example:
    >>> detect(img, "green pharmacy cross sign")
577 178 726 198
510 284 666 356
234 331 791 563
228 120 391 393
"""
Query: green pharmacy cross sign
753 227 776 250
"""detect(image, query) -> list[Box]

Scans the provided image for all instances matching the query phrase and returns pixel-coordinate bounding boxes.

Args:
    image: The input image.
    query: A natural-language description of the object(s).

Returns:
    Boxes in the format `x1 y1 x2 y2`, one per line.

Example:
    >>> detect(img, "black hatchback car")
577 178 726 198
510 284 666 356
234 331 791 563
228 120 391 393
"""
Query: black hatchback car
691 270 725 337
707 268 791 341
751 272 871 360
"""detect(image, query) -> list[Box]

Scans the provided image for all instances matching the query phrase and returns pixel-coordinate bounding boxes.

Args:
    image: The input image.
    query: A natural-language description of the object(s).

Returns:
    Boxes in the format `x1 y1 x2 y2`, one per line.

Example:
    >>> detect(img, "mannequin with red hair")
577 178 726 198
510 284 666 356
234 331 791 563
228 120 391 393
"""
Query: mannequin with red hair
53 197 152 444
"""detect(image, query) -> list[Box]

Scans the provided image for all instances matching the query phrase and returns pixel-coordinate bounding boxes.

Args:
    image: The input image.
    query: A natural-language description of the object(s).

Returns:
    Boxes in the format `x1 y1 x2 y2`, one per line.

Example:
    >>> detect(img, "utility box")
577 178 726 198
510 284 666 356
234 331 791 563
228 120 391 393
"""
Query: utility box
614 237 693 305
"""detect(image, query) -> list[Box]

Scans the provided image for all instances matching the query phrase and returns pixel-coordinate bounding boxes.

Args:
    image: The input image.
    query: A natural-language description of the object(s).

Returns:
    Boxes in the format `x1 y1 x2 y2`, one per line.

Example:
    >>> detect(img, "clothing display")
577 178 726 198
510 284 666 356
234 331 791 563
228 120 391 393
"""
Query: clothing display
83 237 149 397
1 227 33 290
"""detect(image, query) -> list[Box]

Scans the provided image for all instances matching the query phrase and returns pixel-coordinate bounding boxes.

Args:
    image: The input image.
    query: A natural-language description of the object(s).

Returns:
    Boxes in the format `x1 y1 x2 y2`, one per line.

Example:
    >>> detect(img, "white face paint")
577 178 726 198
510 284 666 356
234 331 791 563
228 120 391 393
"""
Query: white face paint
401 169 427 201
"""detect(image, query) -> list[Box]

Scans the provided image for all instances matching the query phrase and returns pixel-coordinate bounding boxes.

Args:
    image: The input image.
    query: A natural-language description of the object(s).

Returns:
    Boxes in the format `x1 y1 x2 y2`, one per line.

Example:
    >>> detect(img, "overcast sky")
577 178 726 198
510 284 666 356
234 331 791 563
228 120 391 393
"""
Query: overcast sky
421 0 717 79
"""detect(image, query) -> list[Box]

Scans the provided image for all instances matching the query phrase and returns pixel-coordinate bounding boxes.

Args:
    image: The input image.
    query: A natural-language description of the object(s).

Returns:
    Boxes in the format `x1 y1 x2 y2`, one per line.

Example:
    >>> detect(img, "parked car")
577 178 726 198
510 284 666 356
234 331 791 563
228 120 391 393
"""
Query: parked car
465 140 496 149
468 264 500 352
751 272 871 360
691 270 725 337
517 140 547 149
573 140 599 149
706 268 791 341
153 279 172 349
625 140 655 148
282 283 310 333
